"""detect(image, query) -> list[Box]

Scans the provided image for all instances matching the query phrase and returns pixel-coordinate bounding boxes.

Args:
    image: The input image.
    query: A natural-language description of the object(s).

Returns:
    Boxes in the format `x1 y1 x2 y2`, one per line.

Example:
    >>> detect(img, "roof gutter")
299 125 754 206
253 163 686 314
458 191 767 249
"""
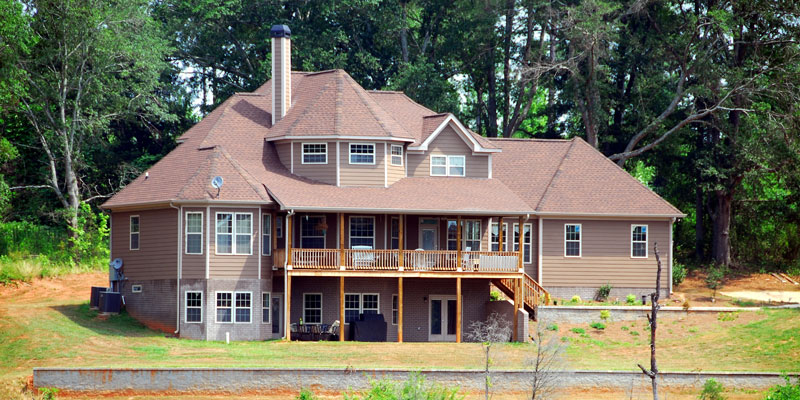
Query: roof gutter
276 205 532 216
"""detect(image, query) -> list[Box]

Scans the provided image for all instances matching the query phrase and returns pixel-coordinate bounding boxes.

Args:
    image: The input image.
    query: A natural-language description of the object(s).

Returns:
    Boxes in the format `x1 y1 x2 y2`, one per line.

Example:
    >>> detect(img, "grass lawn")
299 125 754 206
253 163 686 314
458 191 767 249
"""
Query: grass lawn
1 273 799 398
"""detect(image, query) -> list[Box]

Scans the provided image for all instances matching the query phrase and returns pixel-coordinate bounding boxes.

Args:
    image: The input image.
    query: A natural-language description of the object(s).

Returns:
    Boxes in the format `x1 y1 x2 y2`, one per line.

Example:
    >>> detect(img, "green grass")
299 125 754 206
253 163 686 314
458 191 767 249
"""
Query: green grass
0 254 105 284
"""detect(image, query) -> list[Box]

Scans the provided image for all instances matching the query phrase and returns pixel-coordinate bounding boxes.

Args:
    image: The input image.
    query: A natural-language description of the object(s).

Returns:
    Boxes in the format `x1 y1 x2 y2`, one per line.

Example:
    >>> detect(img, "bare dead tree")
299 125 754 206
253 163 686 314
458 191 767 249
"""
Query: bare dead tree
528 322 567 400
637 242 663 400
467 312 512 400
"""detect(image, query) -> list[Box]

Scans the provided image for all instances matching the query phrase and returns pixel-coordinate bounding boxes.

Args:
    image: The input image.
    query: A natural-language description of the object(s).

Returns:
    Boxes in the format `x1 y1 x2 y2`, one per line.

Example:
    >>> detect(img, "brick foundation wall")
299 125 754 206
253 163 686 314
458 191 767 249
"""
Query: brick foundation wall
122 279 177 333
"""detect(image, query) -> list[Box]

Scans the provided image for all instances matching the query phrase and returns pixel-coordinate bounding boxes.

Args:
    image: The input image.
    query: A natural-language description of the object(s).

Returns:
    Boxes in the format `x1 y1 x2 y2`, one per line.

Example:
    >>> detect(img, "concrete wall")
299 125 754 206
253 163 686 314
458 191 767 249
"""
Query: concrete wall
536 305 758 325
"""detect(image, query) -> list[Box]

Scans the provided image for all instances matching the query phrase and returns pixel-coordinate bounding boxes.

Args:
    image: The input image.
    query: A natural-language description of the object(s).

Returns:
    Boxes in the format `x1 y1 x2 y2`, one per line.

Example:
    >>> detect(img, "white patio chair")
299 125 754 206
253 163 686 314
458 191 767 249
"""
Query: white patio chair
352 245 375 268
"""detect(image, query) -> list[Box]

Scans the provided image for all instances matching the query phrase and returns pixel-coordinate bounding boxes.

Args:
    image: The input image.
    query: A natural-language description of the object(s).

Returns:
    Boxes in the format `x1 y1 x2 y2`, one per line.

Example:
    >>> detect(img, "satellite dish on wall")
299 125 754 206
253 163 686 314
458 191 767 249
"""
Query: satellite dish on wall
211 176 224 189
110 258 123 270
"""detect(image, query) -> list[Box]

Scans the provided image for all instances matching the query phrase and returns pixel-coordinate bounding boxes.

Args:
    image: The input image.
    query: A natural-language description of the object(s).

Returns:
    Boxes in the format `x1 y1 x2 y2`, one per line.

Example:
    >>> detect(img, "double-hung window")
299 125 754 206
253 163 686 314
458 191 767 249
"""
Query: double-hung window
392 294 398 325
514 223 533 263
565 224 582 257
300 215 325 248
216 292 251 323
130 216 140 250
262 292 271 324
185 212 203 254
491 222 508 251
430 155 466 177
276 216 283 238
350 216 375 248
262 214 272 256
302 143 327 164
343 293 379 324
390 217 400 249
631 225 648 258
303 293 322 324
185 291 202 323
216 213 252 255
349 143 375 164
446 220 480 251
390 145 403 166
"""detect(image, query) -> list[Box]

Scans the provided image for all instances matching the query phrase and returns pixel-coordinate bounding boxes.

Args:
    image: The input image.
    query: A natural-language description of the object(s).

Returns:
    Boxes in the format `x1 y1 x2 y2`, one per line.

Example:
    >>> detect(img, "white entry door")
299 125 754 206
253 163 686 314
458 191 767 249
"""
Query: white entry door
429 295 458 342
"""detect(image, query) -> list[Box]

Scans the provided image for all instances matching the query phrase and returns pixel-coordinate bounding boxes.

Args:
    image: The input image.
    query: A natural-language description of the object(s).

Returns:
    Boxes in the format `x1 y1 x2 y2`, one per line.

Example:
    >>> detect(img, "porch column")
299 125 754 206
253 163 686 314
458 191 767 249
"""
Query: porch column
285 272 292 340
398 277 403 342
398 214 404 271
518 216 524 273
456 277 462 343
339 276 345 341
339 213 345 269
513 277 520 342
287 214 293 266
498 216 504 251
456 215 462 272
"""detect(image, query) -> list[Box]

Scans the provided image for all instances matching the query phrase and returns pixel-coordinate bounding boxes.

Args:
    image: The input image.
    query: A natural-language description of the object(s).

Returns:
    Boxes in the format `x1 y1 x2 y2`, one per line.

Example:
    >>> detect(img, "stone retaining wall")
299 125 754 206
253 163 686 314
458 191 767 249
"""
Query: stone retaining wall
536 305 759 324
33 368 796 393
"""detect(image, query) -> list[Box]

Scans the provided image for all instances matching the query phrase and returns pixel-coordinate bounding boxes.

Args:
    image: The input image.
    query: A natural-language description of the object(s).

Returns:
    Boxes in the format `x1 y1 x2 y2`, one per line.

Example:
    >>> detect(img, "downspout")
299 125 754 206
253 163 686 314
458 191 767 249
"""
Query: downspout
284 209 295 340
170 202 182 335
669 217 675 294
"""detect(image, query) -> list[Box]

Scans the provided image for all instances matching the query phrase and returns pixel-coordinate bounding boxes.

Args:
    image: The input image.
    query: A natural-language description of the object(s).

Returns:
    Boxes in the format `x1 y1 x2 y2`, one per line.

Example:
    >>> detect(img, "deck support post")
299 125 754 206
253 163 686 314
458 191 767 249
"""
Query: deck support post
339 213 345 270
287 214 293 266
513 277 521 342
339 276 345 341
456 277 462 343
456 215 462 272
398 276 403 342
285 272 292 340
398 215 404 271
518 216 524 273
498 217 504 251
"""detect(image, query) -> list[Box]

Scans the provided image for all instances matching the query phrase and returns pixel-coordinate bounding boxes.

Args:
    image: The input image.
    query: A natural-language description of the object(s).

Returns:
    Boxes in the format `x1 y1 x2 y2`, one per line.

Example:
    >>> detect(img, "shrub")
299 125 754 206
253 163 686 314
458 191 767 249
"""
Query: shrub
717 312 738 322
40 388 60 400
489 290 501 301
570 295 582 304
546 324 558 331
596 283 612 301
683 300 691 311
345 373 462 400
673 262 687 287
626 294 637 305
589 322 606 330
706 263 728 299
630 330 640 336
621 326 629 331
570 327 585 334
764 376 800 400
699 378 726 400
599 310 610 321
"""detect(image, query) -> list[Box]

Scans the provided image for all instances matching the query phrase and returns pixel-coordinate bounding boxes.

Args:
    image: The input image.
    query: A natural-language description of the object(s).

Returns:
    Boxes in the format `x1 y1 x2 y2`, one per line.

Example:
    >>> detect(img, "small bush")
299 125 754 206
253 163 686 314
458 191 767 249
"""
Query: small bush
40 388 60 400
546 323 558 331
589 322 606 330
599 310 610 321
345 373 462 400
764 375 800 400
570 295 582 304
683 300 691 311
672 262 687 287
706 263 728 299
717 312 738 322
489 290 501 301
626 294 637 305
570 327 585 334
699 378 726 400
596 283 612 300
630 330 640 336
621 326 629 331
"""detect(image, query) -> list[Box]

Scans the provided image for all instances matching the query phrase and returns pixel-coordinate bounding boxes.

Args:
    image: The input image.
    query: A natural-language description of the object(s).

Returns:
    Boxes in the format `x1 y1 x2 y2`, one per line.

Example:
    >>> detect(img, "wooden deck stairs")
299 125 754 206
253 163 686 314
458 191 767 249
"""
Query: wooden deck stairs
492 273 549 320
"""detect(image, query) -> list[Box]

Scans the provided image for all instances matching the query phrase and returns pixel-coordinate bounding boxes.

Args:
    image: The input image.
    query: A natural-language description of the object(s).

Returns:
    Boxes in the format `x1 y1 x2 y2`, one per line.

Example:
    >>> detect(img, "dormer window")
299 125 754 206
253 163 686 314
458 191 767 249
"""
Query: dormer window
390 145 403 166
302 143 327 164
349 143 375 164
430 155 465 177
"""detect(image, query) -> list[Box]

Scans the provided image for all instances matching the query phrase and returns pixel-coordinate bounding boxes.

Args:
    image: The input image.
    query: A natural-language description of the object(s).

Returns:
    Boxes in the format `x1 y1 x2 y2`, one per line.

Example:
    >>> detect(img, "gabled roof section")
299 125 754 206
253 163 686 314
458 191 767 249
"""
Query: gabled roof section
264 70 415 142
409 114 499 153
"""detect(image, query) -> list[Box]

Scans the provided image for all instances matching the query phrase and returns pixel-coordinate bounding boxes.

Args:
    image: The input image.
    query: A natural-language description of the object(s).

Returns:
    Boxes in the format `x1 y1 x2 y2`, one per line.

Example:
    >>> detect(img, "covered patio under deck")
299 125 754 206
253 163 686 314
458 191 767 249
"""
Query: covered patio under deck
279 213 547 343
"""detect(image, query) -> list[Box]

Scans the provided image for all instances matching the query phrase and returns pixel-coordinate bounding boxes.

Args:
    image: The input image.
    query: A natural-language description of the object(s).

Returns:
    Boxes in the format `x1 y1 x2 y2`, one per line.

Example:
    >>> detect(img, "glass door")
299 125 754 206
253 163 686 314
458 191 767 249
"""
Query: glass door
272 295 283 337
429 295 458 341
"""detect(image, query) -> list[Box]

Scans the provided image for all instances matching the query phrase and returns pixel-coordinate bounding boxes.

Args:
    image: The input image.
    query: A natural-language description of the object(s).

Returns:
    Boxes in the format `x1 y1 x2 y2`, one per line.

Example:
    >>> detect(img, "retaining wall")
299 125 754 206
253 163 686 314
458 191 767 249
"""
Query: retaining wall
536 305 760 324
33 368 796 393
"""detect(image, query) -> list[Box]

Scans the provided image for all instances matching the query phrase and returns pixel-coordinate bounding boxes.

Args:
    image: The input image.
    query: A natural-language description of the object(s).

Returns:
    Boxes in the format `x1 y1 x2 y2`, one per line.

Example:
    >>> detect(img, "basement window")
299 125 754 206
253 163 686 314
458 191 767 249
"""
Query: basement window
131 285 143 293
185 291 202 323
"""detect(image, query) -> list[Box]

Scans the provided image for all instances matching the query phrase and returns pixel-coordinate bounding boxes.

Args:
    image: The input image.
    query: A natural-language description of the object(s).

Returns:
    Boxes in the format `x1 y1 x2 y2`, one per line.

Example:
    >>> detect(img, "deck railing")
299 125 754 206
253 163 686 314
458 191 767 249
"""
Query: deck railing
289 248 521 273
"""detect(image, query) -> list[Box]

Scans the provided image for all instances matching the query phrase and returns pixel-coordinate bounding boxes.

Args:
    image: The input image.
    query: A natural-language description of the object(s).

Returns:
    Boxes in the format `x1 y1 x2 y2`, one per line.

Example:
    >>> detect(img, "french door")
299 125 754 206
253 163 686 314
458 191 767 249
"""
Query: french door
429 295 458 342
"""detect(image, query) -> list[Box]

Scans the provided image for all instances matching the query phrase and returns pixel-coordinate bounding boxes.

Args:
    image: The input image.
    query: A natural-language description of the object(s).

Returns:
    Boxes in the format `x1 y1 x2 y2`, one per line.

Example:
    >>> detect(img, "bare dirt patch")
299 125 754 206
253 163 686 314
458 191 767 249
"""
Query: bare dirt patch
670 271 799 307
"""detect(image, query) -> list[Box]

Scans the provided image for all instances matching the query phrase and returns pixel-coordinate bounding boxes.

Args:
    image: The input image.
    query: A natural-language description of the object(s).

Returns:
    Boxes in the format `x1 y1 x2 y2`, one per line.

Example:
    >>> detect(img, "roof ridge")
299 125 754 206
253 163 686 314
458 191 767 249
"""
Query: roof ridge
197 96 240 148
344 73 412 139
423 113 450 118
572 137 684 215
534 138 578 211
216 146 271 201
367 90 404 94
335 71 344 135
305 69 340 76
488 137 572 142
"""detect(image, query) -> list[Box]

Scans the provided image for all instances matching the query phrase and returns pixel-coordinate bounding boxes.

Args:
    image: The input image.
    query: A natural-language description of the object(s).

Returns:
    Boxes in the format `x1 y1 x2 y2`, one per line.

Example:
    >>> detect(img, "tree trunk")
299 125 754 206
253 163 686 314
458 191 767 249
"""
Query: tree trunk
711 191 733 266
400 2 409 63
638 243 662 400
63 146 80 239
502 0 513 133
695 186 705 260
486 48 499 137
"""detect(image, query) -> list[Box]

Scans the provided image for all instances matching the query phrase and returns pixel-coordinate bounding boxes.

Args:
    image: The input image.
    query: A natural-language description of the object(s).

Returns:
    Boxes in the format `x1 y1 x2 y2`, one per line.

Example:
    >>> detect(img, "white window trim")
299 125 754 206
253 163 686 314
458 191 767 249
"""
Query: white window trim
185 212 203 255
391 294 398 325
234 291 253 324
631 224 648 259
349 142 376 165
390 145 403 166
215 212 253 256
490 222 509 252
343 293 361 325
262 213 272 256
185 291 202 324
262 292 271 324
303 292 323 325
349 216 376 249
513 223 534 264
448 219 482 251
299 214 326 249
301 142 328 164
129 215 140 251
131 285 143 293
564 223 582 258
215 291 233 324
343 292 380 325
362 293 380 315
389 216 400 249
429 155 466 177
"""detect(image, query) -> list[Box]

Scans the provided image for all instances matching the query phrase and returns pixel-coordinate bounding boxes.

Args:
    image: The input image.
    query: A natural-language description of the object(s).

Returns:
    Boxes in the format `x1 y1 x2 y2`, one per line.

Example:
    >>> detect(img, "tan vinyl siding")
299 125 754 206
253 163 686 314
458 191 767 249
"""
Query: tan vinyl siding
209 207 260 279
541 219 670 288
407 124 489 178
111 209 178 281
387 144 405 185
275 142 291 170
181 207 206 279
340 141 386 187
291 141 336 184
